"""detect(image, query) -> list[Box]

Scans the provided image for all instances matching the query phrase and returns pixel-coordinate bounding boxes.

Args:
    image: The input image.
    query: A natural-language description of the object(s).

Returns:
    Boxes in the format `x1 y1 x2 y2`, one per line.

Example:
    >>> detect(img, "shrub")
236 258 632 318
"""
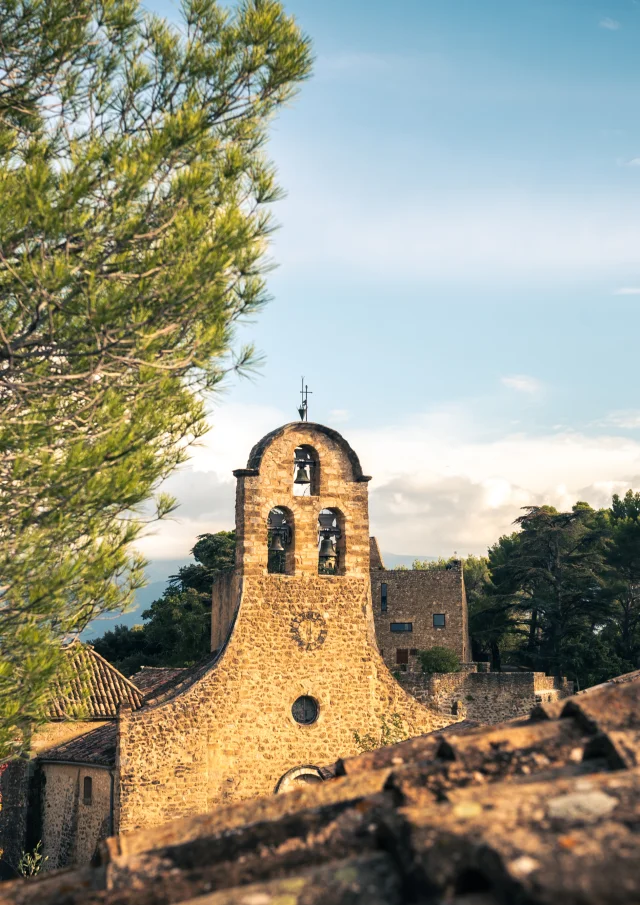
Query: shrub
418 647 460 675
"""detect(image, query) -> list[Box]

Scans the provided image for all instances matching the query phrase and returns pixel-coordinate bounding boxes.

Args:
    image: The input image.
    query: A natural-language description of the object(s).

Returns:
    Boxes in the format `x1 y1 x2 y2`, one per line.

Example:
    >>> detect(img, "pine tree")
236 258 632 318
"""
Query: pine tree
0 0 311 754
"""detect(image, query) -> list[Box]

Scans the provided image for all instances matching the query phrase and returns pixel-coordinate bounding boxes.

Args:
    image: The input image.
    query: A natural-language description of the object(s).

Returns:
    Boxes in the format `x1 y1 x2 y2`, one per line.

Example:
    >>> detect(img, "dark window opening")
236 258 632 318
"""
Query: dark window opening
409 648 417 655
390 622 413 633
83 776 93 805
433 614 446 627
396 648 409 665
455 870 494 895
292 695 319 725
381 583 388 612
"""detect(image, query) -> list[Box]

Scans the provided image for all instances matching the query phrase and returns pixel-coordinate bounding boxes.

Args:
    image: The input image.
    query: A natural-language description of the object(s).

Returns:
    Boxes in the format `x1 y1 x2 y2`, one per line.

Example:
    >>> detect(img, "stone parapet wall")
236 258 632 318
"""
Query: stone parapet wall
399 668 574 724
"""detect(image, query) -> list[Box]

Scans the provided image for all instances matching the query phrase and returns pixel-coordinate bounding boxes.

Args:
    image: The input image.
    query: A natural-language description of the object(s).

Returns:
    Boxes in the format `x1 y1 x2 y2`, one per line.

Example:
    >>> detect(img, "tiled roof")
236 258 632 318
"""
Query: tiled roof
47 645 143 720
38 723 116 767
8 673 640 904
129 666 187 696
137 651 221 708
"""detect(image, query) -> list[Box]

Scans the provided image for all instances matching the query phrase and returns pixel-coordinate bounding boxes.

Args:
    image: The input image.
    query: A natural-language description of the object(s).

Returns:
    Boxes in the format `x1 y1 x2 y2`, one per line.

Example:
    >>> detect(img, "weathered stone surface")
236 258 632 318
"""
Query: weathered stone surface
2 677 640 904
371 563 470 670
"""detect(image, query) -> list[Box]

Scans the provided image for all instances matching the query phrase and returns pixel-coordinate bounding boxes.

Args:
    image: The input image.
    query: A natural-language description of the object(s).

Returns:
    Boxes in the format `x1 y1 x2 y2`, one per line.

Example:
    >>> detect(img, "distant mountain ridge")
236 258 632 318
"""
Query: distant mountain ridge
82 552 436 640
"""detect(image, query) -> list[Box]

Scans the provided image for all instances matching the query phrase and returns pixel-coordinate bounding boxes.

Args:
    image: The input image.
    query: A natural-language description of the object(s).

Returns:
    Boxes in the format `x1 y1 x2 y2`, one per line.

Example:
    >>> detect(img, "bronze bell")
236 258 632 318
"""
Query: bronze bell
269 532 285 553
294 464 310 485
318 537 334 558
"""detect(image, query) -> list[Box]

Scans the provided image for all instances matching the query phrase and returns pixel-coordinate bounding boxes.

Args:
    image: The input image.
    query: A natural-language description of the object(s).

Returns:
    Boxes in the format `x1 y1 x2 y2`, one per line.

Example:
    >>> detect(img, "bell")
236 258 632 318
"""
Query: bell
318 537 334 558
269 532 285 553
294 464 310 485
318 510 335 529
269 509 286 529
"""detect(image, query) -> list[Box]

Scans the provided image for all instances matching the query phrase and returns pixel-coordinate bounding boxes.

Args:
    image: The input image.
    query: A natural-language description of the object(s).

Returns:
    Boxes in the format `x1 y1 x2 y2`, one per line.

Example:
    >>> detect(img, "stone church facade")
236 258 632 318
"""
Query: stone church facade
2 420 466 872
115 422 452 833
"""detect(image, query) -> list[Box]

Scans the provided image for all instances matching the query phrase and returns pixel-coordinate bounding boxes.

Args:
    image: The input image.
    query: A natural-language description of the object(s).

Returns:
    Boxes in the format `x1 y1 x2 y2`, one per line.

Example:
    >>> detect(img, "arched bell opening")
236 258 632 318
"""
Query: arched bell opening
317 508 345 576
267 507 295 574
293 445 319 497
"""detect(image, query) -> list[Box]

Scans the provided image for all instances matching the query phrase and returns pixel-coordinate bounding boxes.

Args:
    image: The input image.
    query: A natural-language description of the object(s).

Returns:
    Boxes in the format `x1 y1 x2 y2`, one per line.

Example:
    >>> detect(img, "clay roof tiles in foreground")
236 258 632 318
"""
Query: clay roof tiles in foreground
6 674 640 905
47 645 143 720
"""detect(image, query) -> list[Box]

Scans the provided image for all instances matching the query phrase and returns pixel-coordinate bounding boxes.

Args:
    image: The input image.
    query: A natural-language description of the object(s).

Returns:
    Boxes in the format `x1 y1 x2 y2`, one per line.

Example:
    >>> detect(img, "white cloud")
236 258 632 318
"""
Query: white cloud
602 410 640 429
599 17 621 30
135 402 640 562
613 286 640 295
329 408 350 423
622 158 640 167
274 192 640 283
501 375 542 395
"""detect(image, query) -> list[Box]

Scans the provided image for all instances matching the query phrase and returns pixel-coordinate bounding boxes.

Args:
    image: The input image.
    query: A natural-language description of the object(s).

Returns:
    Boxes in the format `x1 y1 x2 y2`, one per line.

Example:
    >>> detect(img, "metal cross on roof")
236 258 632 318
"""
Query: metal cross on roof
298 376 312 421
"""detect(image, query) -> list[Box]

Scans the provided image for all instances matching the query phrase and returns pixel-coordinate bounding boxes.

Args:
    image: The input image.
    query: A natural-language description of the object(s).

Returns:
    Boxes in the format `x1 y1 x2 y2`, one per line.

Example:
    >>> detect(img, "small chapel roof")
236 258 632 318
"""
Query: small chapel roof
38 723 116 768
16 673 640 905
47 644 143 720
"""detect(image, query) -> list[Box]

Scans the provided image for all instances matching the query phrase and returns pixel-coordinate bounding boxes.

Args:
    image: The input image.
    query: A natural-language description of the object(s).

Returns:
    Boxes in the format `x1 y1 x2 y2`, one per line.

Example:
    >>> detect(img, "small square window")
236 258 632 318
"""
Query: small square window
433 614 446 627
409 648 418 656
396 648 409 665
390 622 413 633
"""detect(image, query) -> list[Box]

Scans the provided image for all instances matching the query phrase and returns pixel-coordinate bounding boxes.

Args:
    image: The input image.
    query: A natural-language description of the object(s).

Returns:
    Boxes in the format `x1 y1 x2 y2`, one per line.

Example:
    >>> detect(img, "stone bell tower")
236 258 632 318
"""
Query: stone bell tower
116 421 449 834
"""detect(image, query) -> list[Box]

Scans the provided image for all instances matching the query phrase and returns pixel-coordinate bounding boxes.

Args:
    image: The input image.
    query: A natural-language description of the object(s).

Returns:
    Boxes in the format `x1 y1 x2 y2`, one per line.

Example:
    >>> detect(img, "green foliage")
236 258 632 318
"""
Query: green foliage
352 713 408 754
93 531 234 674
412 557 451 570
0 0 311 754
417 646 460 675
17 842 47 878
467 493 640 688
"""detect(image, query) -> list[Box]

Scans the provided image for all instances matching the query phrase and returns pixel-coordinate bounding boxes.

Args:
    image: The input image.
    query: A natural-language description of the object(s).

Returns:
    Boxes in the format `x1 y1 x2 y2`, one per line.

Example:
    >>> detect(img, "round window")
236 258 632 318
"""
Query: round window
292 695 319 725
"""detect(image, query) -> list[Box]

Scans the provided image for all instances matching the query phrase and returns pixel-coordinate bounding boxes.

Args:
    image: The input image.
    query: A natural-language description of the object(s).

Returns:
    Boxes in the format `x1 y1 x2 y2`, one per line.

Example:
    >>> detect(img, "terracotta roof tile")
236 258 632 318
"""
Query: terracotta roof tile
38 723 116 767
6 677 640 904
129 666 187 695
47 645 143 720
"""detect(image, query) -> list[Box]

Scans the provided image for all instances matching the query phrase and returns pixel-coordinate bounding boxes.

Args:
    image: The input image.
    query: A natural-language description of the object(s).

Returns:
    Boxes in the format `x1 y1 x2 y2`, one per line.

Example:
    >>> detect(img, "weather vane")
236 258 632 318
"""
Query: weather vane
298 376 312 421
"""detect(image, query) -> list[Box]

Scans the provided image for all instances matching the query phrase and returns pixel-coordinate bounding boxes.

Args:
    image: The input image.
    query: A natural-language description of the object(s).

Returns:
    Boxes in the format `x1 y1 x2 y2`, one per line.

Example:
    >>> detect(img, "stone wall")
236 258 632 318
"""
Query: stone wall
0 722 111 877
116 423 452 835
210 570 242 652
0 760 29 879
41 764 111 870
400 667 574 724
371 564 470 671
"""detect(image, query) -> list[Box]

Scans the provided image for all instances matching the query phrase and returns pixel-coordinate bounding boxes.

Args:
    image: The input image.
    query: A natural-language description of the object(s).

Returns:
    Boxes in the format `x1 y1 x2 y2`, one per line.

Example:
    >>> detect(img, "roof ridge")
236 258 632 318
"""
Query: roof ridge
83 646 144 702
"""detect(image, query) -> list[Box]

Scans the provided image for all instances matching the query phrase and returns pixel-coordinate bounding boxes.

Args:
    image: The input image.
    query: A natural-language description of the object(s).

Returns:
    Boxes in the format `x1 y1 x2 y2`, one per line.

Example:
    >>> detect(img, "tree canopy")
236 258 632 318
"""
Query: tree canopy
93 530 235 675
0 0 311 754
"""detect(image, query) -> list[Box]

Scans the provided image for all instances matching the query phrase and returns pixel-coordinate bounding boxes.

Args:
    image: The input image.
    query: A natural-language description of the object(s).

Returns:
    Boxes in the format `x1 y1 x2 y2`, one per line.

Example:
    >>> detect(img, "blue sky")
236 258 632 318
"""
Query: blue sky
87 0 640 634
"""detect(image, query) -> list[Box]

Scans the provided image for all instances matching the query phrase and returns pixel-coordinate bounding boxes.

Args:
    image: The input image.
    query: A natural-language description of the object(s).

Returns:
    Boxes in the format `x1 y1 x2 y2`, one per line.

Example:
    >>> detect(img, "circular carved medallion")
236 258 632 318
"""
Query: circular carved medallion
290 611 328 651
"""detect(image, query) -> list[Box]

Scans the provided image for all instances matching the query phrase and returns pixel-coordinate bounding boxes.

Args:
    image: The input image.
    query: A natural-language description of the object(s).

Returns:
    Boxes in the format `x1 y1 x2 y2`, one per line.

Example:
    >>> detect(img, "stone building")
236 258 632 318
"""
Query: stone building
0 419 573 873
369 540 470 673
114 421 451 834
0 645 144 875
3 421 454 871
